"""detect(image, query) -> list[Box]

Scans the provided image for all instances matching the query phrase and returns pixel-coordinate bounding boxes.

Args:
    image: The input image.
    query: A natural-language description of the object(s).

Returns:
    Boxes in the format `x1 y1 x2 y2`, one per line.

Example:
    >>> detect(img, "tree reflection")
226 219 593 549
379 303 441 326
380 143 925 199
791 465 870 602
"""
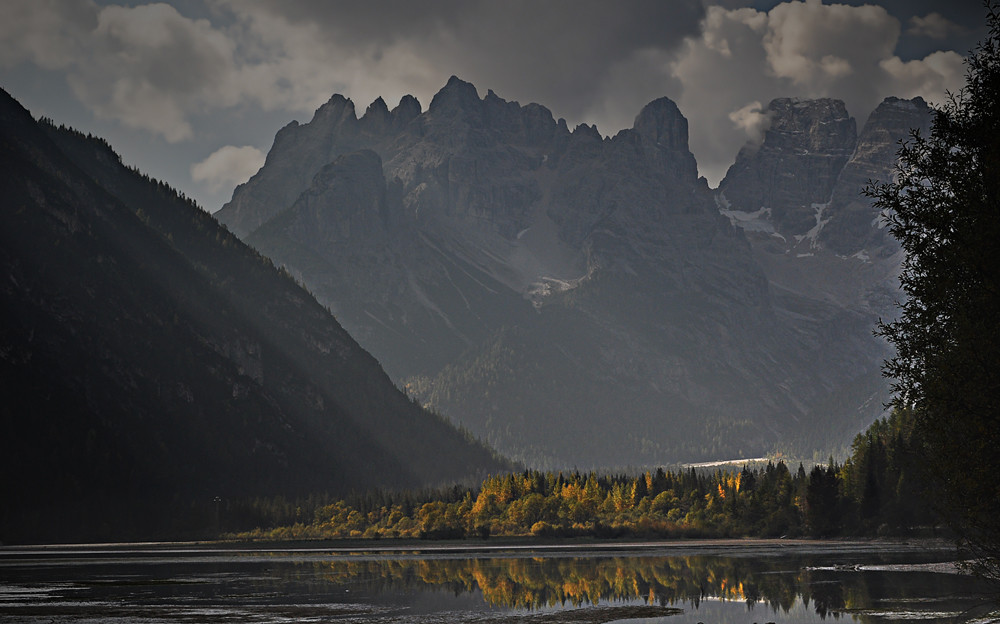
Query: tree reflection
310 554 840 613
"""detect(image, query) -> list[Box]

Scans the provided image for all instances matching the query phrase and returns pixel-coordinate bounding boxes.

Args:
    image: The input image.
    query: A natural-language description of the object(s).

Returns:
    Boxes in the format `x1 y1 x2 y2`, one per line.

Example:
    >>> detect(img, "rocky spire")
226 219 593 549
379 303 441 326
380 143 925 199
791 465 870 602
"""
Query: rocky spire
428 76 483 124
311 93 357 125
820 96 933 255
361 96 389 122
391 94 421 128
633 97 689 152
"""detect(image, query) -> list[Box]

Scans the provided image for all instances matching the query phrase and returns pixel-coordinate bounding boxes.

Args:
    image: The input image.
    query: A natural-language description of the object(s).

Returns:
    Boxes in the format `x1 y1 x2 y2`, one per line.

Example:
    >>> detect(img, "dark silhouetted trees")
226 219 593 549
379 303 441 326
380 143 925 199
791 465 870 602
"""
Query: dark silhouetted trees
865 1 1000 581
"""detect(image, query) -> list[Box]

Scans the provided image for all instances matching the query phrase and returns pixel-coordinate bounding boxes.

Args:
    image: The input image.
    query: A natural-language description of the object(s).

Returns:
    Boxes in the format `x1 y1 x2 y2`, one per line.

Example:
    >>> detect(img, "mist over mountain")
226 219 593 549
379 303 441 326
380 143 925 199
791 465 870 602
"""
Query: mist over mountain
0 88 505 543
217 77 932 468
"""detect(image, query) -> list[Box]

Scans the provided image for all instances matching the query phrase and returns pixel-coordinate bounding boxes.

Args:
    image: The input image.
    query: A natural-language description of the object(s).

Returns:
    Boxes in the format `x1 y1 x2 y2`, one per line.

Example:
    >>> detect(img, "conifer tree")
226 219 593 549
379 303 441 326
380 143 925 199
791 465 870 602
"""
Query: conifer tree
866 1 1000 580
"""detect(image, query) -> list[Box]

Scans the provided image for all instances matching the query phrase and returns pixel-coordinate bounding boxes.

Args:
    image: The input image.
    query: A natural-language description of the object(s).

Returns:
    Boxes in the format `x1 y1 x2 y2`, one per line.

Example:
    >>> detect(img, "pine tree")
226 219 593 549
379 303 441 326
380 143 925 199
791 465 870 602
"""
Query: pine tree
865 1 1000 581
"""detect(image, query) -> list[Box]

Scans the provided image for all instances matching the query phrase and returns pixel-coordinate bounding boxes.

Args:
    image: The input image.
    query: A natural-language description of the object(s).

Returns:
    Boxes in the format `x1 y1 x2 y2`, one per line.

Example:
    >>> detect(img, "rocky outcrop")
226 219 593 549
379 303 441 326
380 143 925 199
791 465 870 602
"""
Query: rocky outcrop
717 96 931 256
715 96 932 323
282 149 389 248
821 97 933 257
630 97 699 181
216 93 422 238
217 79 912 468
719 98 857 236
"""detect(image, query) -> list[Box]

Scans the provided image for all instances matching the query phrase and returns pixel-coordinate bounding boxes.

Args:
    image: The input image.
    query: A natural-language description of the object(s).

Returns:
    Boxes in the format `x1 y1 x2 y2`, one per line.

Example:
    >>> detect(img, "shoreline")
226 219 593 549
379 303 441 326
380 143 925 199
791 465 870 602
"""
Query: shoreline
0 535 961 558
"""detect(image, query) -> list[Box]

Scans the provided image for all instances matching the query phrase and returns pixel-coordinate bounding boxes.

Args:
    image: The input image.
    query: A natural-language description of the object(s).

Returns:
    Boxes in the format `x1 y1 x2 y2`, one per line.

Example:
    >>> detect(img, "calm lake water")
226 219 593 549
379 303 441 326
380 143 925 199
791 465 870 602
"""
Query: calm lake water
1 539 997 623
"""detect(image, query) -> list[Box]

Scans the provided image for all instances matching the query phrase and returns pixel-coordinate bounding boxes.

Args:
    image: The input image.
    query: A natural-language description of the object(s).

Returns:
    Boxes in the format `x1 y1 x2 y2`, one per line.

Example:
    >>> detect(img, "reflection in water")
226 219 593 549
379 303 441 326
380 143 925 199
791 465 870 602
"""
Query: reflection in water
1 543 995 623
304 550 973 620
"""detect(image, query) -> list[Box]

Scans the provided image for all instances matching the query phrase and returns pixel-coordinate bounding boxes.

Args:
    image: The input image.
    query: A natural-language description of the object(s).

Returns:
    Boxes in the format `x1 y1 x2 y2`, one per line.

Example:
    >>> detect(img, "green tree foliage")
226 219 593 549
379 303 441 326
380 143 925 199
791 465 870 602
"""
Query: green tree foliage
865 2 1000 580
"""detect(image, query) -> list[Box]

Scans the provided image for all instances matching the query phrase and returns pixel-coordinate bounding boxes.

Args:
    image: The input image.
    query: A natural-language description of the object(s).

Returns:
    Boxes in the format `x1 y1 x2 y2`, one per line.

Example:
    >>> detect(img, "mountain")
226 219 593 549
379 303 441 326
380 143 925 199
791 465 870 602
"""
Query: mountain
823 97 933 258
716 96 932 329
713 96 933 453
0 88 506 543
217 77 931 469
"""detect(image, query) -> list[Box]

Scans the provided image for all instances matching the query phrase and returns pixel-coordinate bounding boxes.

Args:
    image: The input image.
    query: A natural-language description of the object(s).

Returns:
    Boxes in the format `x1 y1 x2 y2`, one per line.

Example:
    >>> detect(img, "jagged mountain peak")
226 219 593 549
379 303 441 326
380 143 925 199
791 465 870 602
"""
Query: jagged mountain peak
391 94 422 127
632 96 688 151
717 95 858 236
571 122 603 141
215 83 931 468
768 96 851 115
312 92 357 124
878 95 929 110
715 92 932 321
818 95 933 259
424 77 569 145
429 75 482 114
362 96 389 120
864 96 932 135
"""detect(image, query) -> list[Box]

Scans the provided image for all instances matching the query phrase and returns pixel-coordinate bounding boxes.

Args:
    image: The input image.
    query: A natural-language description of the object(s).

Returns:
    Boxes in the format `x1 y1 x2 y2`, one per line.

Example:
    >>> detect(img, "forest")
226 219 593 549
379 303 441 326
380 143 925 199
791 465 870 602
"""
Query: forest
225 408 935 541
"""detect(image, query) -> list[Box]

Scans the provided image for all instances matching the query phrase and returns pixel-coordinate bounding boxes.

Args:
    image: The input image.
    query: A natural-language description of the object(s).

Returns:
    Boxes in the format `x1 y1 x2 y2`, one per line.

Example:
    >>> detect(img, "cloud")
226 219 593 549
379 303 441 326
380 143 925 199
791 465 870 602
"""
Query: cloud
76 4 243 142
214 0 706 134
669 6 779 184
728 101 771 145
908 12 965 39
879 50 966 98
762 0 898 86
1 1 241 141
668 1 967 185
0 0 972 192
2 0 705 142
0 0 96 69
191 145 265 192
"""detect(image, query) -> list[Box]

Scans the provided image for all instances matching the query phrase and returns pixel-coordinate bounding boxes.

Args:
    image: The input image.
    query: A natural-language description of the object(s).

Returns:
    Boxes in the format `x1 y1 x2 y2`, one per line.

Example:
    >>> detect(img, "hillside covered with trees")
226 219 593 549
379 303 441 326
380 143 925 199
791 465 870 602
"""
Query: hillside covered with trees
229 409 931 541
0 88 506 544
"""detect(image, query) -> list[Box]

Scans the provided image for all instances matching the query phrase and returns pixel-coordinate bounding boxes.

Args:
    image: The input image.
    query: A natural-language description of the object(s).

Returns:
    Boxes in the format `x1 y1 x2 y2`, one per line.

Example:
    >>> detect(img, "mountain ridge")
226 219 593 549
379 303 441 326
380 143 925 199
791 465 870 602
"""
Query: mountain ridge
215 77 930 468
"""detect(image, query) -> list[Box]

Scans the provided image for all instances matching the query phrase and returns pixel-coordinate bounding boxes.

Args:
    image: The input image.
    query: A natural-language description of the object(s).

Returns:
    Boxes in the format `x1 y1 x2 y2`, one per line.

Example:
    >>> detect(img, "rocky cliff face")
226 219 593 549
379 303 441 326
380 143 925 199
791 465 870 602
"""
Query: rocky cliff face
822 97 933 258
718 98 857 236
217 78 928 468
716 96 932 318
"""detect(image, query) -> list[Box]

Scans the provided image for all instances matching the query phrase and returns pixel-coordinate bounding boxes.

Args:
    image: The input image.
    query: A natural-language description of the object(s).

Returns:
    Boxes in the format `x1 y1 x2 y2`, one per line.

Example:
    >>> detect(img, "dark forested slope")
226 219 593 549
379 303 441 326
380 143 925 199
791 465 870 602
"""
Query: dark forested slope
0 88 505 543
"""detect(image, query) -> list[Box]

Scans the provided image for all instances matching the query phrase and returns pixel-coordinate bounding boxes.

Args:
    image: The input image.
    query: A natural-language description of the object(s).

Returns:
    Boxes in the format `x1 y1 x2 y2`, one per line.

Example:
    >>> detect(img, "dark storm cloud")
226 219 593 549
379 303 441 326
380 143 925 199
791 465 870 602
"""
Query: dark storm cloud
226 0 705 129
1 0 982 205
243 0 704 56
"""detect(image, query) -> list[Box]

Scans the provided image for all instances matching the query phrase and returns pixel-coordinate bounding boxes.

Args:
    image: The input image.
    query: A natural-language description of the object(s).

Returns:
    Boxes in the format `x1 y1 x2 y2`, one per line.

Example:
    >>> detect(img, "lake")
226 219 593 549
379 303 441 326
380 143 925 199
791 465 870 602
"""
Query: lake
1 539 996 623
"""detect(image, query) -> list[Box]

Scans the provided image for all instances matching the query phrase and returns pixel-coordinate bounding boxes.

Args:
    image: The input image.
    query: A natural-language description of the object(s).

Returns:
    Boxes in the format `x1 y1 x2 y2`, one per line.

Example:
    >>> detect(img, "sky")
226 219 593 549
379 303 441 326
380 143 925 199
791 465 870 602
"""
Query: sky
0 0 988 213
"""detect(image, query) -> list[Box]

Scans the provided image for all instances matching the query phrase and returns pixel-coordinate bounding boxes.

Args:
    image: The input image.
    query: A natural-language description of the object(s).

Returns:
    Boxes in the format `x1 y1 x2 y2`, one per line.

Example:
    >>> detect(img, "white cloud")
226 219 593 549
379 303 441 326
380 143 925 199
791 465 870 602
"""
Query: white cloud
668 0 967 186
224 7 444 117
879 50 966 102
0 0 702 143
75 3 241 142
728 101 771 144
191 145 265 192
1 1 242 142
762 0 898 86
670 6 780 184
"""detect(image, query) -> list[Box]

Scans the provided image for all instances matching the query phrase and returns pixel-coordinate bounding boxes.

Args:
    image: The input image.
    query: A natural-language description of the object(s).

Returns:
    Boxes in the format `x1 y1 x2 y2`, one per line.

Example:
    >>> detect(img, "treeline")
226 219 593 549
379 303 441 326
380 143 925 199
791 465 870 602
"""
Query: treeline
228 409 935 541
